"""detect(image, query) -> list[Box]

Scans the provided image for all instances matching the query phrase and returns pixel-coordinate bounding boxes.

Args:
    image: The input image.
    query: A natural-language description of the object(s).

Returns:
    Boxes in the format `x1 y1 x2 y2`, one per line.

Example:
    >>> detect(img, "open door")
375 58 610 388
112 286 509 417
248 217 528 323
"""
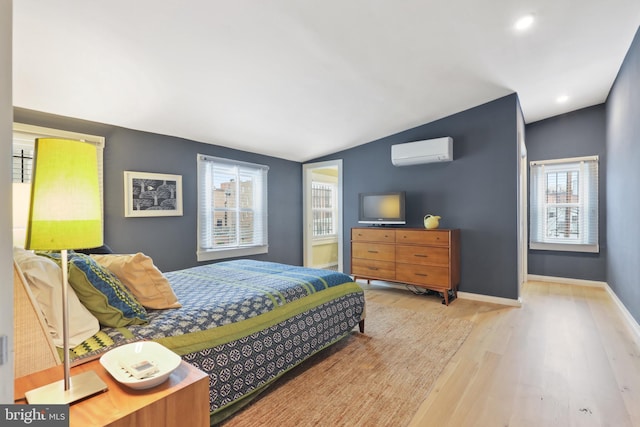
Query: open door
302 160 343 271
517 130 528 299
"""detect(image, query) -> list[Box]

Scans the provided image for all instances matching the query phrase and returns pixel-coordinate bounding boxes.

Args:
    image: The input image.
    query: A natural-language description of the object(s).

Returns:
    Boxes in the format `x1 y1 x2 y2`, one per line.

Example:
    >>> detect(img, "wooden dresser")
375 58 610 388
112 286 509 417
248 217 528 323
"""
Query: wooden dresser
351 227 460 305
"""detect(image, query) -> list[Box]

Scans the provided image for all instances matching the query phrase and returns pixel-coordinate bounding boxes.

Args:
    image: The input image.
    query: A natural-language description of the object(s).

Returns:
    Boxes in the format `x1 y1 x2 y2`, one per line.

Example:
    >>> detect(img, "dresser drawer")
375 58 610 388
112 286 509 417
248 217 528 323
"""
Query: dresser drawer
396 245 449 267
396 230 449 246
351 228 396 243
352 259 395 281
396 264 450 287
352 242 395 262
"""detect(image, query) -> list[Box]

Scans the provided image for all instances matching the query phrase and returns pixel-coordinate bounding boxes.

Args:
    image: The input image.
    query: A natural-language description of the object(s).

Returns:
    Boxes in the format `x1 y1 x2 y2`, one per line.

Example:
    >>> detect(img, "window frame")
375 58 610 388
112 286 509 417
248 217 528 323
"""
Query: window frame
196 154 269 261
310 173 338 241
13 123 105 195
529 155 599 253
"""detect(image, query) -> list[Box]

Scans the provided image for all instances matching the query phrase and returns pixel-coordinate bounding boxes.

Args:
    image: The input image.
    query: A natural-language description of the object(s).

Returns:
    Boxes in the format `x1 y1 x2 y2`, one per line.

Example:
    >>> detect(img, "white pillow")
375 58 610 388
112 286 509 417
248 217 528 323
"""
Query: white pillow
13 247 100 348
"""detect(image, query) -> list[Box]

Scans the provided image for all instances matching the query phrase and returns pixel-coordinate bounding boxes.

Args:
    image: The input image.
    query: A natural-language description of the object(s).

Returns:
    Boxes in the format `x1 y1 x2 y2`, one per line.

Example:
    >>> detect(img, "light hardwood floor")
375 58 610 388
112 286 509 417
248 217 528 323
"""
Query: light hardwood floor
363 281 640 427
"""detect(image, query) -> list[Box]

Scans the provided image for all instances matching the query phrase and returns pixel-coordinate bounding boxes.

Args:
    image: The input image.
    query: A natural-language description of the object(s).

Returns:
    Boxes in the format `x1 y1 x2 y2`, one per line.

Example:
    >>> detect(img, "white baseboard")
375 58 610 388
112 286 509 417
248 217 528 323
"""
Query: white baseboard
527 274 607 288
457 291 522 307
527 274 640 342
356 279 522 307
357 275 639 339
604 285 640 341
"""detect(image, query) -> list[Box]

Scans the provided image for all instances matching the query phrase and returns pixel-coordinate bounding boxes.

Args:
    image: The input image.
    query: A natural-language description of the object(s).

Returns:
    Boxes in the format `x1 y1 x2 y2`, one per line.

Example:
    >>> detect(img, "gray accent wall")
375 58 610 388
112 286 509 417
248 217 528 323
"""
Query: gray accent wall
525 105 607 281
14 108 303 272
311 94 521 300
606 26 640 324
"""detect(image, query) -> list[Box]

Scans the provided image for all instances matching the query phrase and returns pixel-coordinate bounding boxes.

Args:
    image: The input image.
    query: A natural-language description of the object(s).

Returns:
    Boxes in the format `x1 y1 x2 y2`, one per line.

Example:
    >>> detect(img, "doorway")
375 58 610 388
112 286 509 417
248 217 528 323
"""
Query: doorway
302 160 343 271
517 130 528 299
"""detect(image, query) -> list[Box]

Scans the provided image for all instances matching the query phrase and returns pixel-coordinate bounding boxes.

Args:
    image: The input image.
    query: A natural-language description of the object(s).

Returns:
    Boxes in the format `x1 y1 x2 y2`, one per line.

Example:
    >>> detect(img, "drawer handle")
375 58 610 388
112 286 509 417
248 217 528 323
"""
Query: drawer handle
414 254 428 258
415 273 428 277
368 250 379 254
368 267 379 271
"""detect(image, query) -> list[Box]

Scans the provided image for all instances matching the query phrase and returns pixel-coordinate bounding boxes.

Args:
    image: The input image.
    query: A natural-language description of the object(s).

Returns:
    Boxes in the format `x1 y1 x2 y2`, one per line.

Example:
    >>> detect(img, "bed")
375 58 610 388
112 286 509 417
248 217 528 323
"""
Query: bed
13 250 365 425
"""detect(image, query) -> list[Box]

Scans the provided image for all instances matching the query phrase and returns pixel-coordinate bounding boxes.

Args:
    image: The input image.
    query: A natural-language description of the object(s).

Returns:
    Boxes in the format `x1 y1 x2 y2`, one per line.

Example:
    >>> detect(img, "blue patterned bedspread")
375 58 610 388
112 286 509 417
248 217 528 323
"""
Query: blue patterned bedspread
104 259 359 344
97 260 365 419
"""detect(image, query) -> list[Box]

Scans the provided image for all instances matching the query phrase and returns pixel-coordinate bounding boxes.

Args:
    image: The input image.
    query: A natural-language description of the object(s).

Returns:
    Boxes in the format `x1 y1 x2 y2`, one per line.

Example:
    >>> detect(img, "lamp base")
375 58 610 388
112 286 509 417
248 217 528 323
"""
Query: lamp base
25 370 108 404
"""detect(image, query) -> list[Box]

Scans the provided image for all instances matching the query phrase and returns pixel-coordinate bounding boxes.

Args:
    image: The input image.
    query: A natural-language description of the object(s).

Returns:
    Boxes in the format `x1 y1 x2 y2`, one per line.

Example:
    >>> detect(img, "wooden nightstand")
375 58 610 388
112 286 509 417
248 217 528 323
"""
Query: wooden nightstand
15 358 210 427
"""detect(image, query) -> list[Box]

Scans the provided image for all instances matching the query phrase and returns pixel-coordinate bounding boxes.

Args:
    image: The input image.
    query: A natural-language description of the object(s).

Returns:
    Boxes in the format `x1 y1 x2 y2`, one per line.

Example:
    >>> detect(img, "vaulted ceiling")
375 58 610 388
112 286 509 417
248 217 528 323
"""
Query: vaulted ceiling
13 1 640 161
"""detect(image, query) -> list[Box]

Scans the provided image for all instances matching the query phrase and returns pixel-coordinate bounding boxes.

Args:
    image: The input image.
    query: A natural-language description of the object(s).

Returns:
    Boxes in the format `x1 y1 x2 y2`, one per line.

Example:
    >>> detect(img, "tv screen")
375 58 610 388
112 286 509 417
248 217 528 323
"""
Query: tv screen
358 192 406 225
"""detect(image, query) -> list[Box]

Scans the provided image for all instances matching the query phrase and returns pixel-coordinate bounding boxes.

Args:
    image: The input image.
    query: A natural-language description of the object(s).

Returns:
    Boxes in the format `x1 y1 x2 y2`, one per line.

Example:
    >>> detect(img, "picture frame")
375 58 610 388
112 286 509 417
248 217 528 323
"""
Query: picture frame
124 171 183 217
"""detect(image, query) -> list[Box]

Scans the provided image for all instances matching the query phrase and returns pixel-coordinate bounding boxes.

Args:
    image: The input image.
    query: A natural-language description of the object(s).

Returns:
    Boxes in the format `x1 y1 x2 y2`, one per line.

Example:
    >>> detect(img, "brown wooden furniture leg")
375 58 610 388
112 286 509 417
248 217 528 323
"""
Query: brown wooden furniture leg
359 319 365 333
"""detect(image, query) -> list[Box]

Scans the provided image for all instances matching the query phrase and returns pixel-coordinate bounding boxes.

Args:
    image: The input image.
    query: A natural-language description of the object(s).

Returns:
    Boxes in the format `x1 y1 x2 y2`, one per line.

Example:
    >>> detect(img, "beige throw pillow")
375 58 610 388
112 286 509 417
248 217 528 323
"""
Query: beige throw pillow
90 253 181 309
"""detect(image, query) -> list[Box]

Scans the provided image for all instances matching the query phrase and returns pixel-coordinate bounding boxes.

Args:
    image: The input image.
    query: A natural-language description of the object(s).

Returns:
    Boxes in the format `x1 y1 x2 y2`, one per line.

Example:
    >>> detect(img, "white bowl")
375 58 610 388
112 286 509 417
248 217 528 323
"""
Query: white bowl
100 341 181 390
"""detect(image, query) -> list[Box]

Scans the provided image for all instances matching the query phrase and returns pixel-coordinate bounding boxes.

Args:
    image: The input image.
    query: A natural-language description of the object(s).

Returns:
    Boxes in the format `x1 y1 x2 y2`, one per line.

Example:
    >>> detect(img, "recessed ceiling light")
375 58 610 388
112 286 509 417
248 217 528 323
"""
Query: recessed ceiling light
556 95 569 103
514 15 535 31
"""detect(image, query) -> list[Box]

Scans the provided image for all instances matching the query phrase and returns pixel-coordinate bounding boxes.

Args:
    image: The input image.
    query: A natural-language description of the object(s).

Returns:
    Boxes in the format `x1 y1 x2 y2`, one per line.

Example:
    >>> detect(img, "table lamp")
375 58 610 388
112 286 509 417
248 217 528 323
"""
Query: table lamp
24 138 108 404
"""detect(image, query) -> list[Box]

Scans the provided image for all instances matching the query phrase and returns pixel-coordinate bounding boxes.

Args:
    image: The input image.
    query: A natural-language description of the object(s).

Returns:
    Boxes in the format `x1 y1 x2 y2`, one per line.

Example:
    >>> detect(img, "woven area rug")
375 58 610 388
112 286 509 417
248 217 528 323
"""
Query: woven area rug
221 299 474 427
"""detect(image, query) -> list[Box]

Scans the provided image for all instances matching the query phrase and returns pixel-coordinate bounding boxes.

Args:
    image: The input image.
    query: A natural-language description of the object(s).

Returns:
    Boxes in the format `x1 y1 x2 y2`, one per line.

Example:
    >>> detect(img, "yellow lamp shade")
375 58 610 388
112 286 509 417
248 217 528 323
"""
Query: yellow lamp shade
25 138 103 251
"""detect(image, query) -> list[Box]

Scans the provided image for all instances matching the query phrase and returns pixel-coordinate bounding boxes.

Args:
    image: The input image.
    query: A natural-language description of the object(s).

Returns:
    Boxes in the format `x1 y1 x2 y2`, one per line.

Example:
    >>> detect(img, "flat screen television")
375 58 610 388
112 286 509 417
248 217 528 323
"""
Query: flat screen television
358 191 406 225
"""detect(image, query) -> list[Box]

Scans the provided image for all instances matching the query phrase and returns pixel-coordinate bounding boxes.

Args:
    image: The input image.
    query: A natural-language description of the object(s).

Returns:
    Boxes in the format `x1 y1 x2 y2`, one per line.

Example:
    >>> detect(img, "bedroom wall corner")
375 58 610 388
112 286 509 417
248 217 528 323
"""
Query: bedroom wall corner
525 104 607 282
311 94 521 300
606 25 640 325
11 110 305 273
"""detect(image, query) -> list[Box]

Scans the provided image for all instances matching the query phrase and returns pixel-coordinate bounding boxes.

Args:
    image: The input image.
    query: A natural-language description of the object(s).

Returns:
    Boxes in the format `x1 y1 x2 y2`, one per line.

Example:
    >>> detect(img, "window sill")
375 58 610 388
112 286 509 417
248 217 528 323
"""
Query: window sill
197 245 268 261
312 236 338 245
529 242 599 253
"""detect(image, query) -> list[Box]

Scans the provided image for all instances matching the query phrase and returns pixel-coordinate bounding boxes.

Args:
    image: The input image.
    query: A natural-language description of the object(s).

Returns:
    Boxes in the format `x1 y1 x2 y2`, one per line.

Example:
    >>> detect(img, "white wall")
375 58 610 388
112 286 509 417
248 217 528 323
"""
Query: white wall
0 0 13 403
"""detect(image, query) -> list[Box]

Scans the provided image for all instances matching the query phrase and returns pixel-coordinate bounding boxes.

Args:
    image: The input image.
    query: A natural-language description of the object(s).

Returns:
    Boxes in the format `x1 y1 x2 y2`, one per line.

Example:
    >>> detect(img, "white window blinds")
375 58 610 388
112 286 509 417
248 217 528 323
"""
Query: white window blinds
529 156 599 253
311 181 337 237
197 154 269 261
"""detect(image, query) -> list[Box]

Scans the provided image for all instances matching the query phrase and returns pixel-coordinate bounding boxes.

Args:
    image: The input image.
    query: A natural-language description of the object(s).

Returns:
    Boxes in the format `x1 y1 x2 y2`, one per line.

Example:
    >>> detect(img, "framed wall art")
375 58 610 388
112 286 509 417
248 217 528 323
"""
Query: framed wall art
124 171 183 217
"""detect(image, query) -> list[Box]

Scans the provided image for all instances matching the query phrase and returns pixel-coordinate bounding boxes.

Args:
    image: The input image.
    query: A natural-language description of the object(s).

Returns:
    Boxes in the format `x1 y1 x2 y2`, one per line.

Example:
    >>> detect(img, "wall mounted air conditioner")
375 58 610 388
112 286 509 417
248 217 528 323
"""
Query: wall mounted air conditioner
391 137 453 166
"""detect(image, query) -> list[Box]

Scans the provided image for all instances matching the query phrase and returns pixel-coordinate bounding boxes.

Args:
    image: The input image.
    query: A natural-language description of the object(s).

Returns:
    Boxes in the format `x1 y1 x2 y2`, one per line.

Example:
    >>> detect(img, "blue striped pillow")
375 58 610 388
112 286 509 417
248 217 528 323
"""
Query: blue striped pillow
64 253 148 327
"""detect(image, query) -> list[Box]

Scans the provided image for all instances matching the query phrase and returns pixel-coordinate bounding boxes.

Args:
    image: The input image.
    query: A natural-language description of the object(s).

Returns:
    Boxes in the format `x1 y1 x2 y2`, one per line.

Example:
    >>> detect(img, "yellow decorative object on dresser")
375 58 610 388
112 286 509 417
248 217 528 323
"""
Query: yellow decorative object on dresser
423 214 441 229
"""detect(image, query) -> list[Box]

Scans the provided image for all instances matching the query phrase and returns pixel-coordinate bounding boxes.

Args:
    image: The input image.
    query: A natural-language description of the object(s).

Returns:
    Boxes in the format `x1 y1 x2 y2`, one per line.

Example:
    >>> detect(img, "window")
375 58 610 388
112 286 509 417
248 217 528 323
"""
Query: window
197 154 268 261
12 138 33 183
311 181 337 238
13 123 105 194
529 156 598 253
